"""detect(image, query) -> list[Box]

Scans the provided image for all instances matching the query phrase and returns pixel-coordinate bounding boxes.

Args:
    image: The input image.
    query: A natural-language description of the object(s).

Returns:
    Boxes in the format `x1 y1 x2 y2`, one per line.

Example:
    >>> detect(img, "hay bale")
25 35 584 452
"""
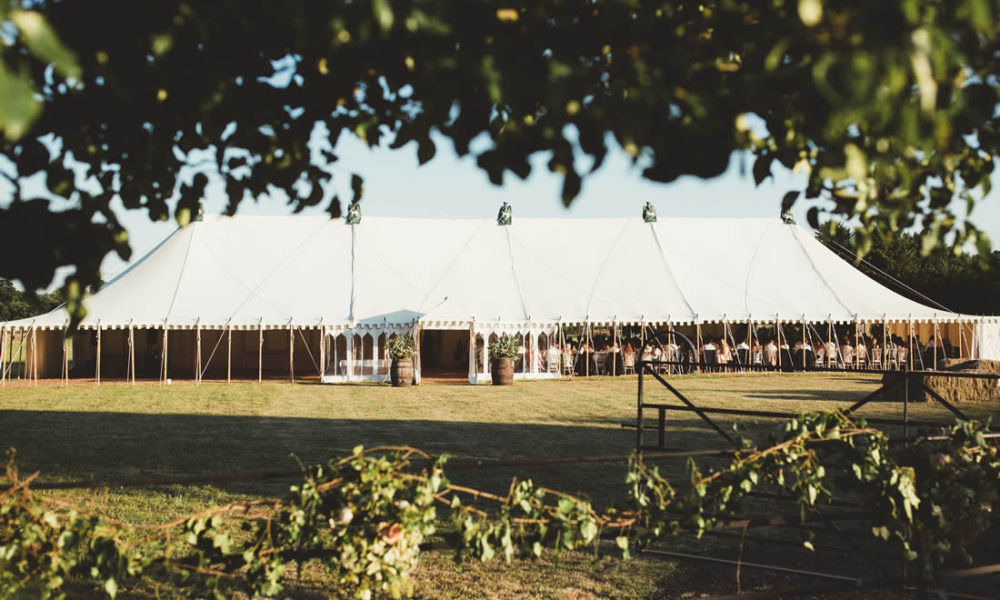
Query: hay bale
879 360 1000 404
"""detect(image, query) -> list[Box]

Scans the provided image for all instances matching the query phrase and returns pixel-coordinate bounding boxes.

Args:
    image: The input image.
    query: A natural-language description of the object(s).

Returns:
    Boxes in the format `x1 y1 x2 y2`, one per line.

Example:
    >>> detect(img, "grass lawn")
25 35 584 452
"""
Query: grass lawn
1 373 996 598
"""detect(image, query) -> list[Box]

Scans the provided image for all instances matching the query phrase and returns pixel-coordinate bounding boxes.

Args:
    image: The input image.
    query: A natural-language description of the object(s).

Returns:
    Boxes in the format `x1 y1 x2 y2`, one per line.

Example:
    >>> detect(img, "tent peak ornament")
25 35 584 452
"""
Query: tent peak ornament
497 202 512 225
642 201 657 223
346 200 361 224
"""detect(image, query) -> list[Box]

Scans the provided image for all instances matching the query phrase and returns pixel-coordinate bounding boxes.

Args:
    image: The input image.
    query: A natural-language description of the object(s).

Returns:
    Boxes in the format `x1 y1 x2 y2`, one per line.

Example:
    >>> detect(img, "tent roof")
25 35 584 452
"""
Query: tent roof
2 215 980 331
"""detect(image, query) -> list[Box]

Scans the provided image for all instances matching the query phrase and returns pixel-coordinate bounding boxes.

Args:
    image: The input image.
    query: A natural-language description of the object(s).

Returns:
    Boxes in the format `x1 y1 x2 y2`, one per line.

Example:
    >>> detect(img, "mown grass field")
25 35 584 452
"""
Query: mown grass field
1 373 997 598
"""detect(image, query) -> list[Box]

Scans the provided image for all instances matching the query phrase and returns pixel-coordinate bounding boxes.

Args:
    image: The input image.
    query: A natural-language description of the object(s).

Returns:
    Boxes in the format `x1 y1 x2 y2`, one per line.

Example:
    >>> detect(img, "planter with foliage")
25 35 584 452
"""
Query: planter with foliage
489 334 520 386
387 335 415 387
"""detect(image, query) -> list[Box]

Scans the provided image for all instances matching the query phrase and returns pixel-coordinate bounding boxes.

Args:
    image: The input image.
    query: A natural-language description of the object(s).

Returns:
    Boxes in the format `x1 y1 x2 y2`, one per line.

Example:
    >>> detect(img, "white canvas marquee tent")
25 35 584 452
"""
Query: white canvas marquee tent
2 214 997 384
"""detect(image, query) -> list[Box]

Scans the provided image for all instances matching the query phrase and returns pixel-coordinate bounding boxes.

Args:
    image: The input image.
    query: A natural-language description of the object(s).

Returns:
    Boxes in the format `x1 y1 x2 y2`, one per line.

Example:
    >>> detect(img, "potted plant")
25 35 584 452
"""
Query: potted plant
489 333 520 386
387 334 415 387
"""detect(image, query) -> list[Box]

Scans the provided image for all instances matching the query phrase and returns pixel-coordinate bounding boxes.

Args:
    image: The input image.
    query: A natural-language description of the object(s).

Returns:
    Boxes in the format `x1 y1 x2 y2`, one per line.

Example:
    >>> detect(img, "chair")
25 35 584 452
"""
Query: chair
871 347 882 370
546 349 560 374
561 352 575 376
623 352 636 375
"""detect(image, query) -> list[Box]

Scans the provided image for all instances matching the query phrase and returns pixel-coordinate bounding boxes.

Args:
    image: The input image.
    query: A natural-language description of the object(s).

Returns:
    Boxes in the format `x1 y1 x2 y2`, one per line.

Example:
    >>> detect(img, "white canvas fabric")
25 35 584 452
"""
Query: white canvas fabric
1 214 984 331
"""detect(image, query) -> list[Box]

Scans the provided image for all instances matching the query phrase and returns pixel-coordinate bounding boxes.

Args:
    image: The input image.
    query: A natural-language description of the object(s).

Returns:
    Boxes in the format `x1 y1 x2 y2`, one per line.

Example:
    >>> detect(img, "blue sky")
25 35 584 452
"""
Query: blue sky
105 133 1000 282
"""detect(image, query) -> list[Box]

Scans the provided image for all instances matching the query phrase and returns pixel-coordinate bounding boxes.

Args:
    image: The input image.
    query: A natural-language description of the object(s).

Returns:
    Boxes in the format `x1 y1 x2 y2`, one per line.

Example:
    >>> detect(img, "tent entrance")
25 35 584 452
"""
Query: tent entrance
419 329 469 382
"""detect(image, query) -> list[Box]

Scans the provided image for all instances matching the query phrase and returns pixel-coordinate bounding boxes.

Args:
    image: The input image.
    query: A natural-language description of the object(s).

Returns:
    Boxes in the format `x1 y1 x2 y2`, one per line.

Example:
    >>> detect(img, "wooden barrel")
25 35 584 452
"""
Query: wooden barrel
491 357 514 386
391 358 414 387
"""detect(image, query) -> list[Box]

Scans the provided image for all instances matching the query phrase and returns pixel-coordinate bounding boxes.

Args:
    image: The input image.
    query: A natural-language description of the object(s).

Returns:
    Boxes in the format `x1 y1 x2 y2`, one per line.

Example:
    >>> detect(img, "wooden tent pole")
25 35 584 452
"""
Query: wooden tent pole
0 326 6 386
696 322 702 374
801 317 807 369
612 321 618 376
775 317 782 370
882 317 887 371
289 323 295 383
227 324 232 384
17 326 23 381
31 326 37 386
908 319 914 370
320 325 327 381
258 320 263 383
63 332 69 387
585 322 590 377
854 319 860 369
196 321 202 385
162 327 169 384
128 324 136 387
414 325 422 384
933 322 940 370
95 324 102 386
959 320 965 360
468 323 476 383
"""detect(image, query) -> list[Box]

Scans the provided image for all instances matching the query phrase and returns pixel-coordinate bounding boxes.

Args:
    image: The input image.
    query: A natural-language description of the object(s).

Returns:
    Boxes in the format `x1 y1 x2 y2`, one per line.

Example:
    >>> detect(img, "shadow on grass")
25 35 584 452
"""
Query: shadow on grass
0 410 736 504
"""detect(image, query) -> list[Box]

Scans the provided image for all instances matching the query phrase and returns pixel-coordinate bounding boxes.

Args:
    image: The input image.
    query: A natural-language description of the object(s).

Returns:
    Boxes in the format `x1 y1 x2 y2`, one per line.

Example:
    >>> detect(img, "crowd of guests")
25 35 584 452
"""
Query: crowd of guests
533 333 958 375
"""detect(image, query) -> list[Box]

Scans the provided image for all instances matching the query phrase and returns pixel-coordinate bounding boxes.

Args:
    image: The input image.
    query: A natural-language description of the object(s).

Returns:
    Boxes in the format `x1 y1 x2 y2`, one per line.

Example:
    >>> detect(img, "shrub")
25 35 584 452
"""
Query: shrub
387 334 415 359
489 334 521 360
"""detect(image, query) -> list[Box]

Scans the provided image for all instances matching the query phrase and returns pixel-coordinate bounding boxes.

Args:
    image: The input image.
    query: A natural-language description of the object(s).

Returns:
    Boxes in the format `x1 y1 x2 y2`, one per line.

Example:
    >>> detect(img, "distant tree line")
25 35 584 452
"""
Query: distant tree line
818 230 1000 316
0 279 64 322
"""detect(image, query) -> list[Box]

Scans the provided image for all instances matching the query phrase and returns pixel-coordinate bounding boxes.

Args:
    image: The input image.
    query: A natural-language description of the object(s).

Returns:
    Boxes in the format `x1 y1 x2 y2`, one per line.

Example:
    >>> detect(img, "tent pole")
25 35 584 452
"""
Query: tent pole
289 323 295 383
17 326 23 381
775 316 782 371
31 326 37 386
346 330 354 382
933 321 943 371
61 332 68 387
196 321 202 385
531 330 539 375
959 320 965 360
128 324 136 387
0 326 6 386
696 323 702 375
882 317 887 371
227 324 232 384
854 319 860 369
801 317 807 370
468 323 476 384
414 325 422 385
320 325 327 381
908 319 914 370
95 324 102 386
585 322 590 377
257 320 263 383
162 327 169 384
612 322 618 376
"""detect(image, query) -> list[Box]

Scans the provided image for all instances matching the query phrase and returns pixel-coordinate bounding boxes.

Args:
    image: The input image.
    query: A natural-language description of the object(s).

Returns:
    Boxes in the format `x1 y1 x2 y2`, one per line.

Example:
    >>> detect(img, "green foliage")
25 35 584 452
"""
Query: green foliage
2 412 999 596
0 279 64 322
830 227 1000 315
2 1 1000 320
387 334 415 360
488 334 521 360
